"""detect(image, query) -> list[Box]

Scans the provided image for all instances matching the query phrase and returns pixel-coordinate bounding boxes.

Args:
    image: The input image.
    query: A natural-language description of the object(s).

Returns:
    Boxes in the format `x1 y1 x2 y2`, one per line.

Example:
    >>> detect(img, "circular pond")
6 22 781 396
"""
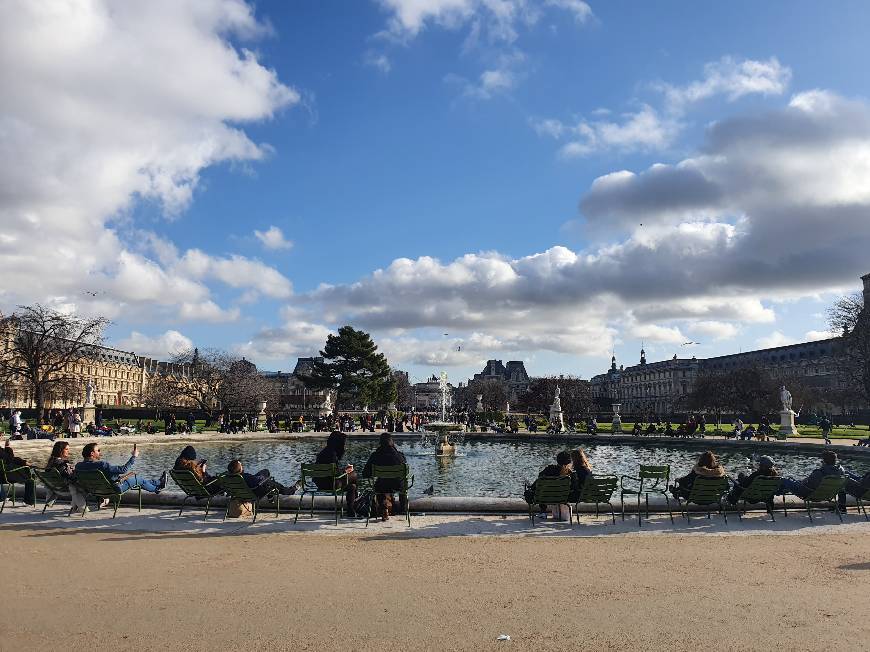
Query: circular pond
67 438 870 498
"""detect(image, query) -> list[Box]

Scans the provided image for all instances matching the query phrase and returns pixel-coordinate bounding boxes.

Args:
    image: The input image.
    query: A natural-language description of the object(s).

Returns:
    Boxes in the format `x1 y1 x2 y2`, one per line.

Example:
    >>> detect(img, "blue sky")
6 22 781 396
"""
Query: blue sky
2 0 870 386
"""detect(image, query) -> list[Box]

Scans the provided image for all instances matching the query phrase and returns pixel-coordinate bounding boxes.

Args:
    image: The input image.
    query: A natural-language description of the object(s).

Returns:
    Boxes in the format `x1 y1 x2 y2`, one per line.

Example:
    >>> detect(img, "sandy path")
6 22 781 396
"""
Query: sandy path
1 528 868 651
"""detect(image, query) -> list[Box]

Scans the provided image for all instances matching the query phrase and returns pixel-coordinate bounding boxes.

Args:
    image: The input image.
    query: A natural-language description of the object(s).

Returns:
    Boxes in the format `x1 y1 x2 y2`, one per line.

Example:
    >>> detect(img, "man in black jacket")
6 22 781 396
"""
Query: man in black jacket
726 455 779 504
362 432 408 520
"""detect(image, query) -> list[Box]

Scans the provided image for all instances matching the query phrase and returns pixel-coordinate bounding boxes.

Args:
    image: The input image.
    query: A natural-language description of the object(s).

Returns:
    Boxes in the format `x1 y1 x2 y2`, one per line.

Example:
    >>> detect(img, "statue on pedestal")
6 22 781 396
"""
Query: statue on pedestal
780 385 793 412
549 385 564 433
85 379 95 406
778 385 798 436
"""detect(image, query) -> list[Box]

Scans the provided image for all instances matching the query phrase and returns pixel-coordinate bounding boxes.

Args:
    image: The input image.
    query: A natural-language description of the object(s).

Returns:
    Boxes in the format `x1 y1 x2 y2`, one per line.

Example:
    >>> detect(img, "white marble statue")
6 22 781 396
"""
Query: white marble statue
780 385 792 412
85 379 95 405
475 394 483 412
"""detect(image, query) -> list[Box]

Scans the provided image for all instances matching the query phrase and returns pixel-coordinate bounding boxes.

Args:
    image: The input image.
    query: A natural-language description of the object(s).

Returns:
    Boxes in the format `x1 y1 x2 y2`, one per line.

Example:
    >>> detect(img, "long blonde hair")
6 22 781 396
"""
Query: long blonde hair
571 448 591 472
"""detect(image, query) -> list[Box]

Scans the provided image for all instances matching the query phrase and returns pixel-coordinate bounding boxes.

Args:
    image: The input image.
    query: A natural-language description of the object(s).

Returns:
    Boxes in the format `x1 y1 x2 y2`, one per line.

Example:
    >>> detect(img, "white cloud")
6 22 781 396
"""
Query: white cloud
363 51 392 73
689 320 739 341
534 57 791 157
661 56 791 113
545 0 592 23
254 225 294 251
548 105 680 158
756 331 797 349
236 317 333 366
0 0 297 321
115 330 194 359
177 250 293 299
628 324 687 344
805 329 837 341
289 91 870 368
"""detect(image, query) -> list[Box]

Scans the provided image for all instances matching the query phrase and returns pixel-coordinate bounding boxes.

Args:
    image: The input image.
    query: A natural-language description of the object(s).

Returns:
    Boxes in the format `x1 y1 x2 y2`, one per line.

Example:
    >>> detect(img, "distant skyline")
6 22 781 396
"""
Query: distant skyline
2 1 870 386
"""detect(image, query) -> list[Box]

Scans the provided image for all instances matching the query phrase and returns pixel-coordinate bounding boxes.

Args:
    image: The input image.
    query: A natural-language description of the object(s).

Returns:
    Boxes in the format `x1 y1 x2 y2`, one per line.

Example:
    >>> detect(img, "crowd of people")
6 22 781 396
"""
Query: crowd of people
524 447 870 520
1 430 415 521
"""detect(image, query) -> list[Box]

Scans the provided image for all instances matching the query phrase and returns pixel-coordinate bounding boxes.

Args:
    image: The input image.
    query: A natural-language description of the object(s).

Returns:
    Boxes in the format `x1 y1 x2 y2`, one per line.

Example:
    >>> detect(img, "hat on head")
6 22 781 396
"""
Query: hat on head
758 455 774 469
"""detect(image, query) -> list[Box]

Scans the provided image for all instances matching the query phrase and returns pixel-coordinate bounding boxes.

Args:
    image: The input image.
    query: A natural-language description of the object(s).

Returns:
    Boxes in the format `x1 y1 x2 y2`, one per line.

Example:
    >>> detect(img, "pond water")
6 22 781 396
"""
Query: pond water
46 438 870 498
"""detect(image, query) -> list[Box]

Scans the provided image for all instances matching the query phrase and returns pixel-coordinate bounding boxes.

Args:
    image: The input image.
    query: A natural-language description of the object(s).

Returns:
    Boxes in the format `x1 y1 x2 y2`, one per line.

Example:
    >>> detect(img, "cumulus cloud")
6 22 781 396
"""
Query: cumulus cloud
756 330 797 349
533 56 791 157
532 105 681 158
115 330 194 359
373 0 590 100
236 312 333 366
280 90 870 370
660 56 791 113
689 321 739 341
0 0 297 320
254 225 294 251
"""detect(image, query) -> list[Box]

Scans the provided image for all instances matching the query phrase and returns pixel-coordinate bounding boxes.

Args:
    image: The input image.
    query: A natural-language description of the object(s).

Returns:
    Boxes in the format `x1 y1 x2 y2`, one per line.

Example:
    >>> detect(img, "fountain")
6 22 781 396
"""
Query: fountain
421 371 464 456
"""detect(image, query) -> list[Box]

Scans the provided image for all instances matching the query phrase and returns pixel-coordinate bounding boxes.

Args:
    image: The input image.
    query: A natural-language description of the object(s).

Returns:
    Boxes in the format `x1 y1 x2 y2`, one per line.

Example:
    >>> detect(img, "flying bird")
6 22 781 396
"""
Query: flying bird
681 341 700 346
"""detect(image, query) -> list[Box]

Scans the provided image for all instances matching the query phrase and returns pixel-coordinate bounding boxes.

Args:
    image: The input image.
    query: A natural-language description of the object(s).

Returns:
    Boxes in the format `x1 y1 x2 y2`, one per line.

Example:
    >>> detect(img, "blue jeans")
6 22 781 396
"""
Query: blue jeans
117 475 160 493
781 477 847 508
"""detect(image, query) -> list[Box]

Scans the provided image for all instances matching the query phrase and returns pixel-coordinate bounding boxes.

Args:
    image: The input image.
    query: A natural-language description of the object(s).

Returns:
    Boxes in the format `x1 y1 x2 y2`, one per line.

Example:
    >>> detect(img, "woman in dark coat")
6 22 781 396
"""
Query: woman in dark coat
315 431 358 516
362 432 408 519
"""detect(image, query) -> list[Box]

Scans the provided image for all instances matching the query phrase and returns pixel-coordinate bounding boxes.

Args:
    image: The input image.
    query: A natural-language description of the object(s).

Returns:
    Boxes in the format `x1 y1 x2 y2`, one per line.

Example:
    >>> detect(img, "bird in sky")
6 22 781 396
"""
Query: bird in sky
681 341 701 346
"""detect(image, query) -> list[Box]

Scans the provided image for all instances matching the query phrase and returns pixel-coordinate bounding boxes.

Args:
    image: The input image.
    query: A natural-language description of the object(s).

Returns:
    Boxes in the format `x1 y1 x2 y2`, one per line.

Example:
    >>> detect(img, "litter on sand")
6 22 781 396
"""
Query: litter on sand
497 634 511 641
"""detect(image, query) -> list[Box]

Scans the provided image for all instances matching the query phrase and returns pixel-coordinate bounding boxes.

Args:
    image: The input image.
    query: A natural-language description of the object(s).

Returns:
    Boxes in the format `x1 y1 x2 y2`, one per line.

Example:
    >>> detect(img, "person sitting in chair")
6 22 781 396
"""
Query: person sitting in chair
670 451 725 500
524 450 580 519
778 451 846 510
44 440 87 512
726 455 779 504
225 460 297 498
0 441 36 505
362 432 408 521
315 431 358 516
75 442 166 495
174 446 223 496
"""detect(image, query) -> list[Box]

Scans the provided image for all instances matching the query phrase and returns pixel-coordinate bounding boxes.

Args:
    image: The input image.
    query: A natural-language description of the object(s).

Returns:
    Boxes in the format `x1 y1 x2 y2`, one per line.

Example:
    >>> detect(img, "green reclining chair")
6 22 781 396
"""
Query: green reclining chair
295 463 347 525
218 473 279 523
364 463 414 528
620 464 673 526
800 476 847 523
733 475 783 522
676 476 729 523
76 469 142 519
524 475 573 527
170 469 221 518
33 468 77 515
0 460 36 513
575 475 619 525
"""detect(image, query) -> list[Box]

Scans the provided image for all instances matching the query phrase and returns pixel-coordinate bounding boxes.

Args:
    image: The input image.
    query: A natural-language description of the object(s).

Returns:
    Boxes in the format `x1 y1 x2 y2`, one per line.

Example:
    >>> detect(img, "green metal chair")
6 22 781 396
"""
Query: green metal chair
218 474 278 523
0 460 36 513
33 468 76 515
523 475 573 527
575 475 619 525
732 475 783 522
295 463 347 525
364 464 414 528
620 465 673 526
800 476 847 523
170 469 221 518
854 485 870 522
76 470 142 519
676 476 729 522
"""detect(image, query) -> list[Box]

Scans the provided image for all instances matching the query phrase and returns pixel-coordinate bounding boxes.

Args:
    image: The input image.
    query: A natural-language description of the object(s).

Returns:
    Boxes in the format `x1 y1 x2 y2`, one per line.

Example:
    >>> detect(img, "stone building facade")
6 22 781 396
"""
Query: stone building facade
470 359 530 402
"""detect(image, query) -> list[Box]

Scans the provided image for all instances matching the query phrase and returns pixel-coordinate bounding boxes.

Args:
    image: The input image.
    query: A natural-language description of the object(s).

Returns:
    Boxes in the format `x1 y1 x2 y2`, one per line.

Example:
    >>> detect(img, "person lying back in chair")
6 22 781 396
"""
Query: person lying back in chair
226 459 298 498
76 442 166 494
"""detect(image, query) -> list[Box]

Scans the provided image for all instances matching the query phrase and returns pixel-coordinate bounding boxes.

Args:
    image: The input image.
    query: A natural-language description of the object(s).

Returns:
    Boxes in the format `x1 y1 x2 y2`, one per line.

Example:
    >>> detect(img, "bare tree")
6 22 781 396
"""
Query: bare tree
828 291 870 403
469 378 508 412
155 349 278 416
519 376 590 418
0 305 109 424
